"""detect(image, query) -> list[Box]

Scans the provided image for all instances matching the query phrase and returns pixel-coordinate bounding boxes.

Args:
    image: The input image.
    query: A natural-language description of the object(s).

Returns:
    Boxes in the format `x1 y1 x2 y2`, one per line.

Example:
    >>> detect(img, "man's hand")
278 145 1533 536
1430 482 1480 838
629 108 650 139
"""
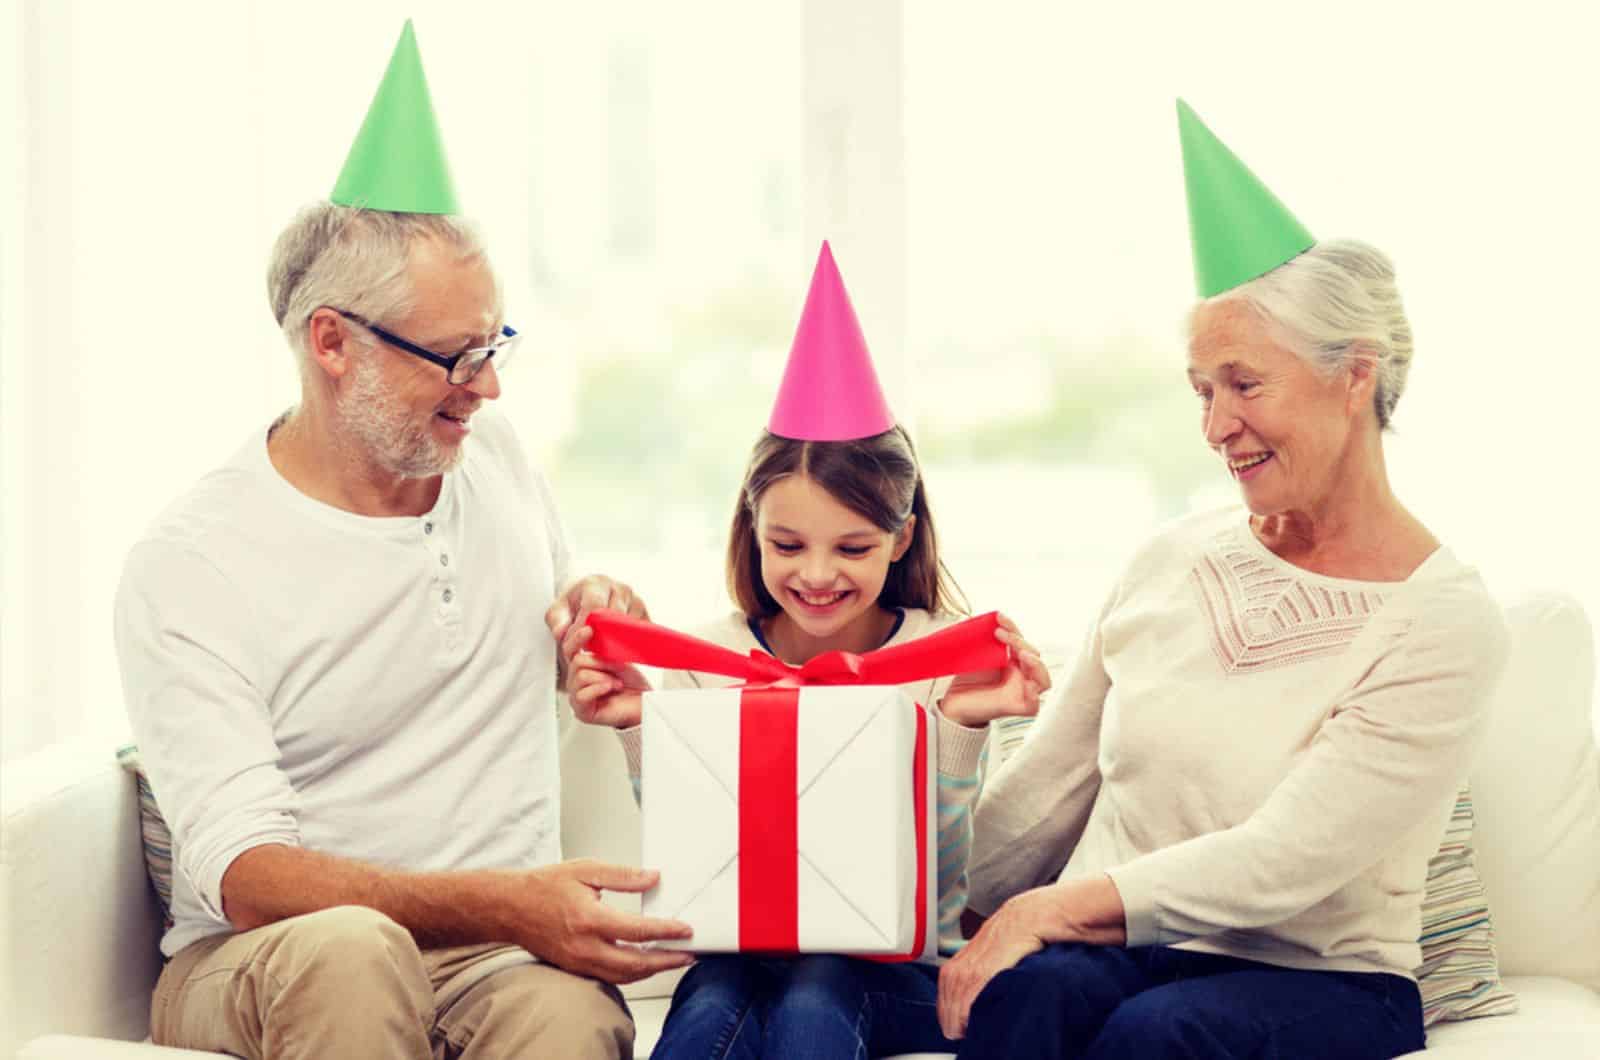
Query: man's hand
939 614 1052 728
506 859 694 984
545 576 648 684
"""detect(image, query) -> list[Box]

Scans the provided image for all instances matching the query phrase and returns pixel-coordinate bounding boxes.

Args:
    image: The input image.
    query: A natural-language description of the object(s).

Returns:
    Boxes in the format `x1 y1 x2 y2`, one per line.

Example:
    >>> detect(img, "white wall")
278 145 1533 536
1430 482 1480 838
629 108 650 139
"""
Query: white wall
3 0 1597 761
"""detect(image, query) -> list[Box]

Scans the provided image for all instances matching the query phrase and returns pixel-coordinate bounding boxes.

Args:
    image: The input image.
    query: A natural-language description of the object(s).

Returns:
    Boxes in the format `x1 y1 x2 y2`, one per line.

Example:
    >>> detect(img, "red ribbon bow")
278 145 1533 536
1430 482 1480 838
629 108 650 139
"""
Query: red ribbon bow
583 608 1007 688
583 609 1008 955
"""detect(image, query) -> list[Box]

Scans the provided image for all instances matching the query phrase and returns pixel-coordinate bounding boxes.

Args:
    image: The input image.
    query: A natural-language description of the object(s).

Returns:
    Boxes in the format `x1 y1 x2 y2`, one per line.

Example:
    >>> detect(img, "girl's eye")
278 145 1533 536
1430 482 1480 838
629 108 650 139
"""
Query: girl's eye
770 541 802 555
838 545 872 558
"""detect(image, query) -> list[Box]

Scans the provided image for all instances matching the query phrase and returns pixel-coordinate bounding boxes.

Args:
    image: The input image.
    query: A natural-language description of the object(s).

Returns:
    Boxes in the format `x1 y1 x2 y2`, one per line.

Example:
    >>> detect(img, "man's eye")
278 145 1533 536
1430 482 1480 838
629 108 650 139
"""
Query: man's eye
1236 380 1258 393
1193 388 1213 404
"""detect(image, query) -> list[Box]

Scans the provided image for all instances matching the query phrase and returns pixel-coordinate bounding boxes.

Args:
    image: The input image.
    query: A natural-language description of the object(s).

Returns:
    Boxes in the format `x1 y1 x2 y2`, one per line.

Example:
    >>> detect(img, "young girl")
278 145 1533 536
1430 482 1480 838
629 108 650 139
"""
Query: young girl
562 244 1051 1058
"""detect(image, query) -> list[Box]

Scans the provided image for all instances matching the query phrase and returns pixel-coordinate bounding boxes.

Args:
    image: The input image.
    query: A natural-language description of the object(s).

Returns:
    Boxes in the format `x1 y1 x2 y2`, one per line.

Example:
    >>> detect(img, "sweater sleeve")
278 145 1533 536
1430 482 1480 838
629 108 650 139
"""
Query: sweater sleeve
1107 590 1509 945
931 707 991 952
614 666 705 800
966 590 1116 916
113 539 302 924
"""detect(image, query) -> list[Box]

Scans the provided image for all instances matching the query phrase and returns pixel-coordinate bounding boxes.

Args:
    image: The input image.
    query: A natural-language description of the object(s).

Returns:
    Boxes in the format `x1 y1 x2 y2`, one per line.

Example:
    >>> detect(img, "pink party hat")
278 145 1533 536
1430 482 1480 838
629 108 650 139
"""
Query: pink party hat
768 242 896 441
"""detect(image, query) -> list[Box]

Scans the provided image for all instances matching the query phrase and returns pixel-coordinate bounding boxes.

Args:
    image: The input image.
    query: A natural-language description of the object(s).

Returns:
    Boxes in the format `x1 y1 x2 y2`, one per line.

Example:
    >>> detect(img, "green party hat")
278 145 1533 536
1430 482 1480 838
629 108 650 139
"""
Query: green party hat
331 20 460 214
1177 99 1314 297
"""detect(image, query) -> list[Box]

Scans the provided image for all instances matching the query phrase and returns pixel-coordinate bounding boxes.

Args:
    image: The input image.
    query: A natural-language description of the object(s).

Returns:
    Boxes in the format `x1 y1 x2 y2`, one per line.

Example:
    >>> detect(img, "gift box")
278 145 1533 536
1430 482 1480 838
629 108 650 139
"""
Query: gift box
641 684 936 955
581 609 1008 958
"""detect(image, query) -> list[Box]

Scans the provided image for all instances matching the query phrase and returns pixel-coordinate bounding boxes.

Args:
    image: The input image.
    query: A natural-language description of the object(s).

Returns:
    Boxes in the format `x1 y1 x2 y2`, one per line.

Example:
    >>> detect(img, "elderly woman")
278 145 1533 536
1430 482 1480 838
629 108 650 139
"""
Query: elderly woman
936 106 1509 1060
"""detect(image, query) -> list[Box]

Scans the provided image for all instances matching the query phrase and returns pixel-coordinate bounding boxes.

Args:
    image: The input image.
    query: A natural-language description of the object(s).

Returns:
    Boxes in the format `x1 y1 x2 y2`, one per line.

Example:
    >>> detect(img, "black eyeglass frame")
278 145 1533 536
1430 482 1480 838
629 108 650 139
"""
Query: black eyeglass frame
332 308 519 385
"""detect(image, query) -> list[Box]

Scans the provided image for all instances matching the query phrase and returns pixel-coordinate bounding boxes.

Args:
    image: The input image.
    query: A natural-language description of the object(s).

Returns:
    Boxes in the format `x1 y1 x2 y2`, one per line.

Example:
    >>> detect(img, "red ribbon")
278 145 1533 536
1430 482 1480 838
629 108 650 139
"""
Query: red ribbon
584 609 1007 954
738 688 800 950
583 608 1007 690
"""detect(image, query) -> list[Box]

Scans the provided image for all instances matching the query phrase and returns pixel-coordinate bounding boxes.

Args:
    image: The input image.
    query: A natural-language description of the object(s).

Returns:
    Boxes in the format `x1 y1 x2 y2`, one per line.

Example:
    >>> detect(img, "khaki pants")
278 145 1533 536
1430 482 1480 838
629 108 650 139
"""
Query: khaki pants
151 906 634 1059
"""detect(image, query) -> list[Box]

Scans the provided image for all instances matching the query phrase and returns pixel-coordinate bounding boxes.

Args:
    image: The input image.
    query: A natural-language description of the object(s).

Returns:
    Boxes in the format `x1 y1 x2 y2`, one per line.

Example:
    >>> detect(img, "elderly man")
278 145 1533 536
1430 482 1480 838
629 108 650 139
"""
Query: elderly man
112 23 690 1060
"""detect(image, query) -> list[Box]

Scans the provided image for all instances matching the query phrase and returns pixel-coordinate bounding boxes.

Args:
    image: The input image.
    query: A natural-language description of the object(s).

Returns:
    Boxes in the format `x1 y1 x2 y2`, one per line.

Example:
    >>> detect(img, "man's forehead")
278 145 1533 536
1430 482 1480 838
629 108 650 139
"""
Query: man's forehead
403 251 502 339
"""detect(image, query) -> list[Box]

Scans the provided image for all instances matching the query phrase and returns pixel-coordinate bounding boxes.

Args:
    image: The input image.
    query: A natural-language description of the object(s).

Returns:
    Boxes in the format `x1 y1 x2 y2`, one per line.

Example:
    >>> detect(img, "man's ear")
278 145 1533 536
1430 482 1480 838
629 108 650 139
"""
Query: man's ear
892 514 917 562
306 308 357 381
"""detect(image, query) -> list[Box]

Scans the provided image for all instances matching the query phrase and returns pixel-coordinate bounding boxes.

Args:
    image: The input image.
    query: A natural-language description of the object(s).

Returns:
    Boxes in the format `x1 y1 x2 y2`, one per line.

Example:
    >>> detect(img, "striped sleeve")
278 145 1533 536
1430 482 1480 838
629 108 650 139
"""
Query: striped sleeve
934 709 992 954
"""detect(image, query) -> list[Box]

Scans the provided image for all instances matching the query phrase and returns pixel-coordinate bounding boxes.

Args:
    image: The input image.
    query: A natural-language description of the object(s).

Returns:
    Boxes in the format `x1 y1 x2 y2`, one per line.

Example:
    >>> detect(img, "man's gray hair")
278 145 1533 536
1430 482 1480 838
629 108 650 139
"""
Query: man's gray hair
266 203 488 367
1199 240 1415 430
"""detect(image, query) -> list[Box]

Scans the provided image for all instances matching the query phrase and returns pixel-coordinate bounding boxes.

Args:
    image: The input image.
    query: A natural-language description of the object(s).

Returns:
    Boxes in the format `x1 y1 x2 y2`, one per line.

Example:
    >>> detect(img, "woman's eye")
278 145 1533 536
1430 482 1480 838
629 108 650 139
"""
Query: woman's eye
1235 380 1258 394
770 542 802 555
1193 388 1213 405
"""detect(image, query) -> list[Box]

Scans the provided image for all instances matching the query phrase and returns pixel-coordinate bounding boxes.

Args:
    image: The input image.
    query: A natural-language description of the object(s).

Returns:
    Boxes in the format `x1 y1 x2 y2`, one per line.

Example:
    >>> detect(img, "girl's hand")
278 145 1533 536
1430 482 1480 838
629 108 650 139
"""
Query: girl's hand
568 644 652 729
938 614 1051 728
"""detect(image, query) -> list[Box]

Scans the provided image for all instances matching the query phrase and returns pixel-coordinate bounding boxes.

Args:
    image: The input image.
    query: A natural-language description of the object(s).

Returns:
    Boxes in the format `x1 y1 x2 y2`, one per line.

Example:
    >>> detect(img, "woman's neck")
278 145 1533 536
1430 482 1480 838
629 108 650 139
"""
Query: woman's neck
1250 431 1438 581
1252 485 1437 582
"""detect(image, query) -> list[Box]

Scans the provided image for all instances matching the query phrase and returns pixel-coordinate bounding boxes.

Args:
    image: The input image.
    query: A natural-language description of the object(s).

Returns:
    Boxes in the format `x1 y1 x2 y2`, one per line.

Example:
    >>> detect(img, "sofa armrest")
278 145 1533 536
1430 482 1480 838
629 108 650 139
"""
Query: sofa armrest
2 742 165 1055
18 1036 222 1059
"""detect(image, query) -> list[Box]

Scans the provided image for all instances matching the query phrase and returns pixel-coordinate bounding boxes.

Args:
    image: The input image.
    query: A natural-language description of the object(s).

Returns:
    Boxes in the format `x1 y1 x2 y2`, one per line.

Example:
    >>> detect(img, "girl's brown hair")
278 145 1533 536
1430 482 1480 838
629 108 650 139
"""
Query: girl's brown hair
725 425 967 618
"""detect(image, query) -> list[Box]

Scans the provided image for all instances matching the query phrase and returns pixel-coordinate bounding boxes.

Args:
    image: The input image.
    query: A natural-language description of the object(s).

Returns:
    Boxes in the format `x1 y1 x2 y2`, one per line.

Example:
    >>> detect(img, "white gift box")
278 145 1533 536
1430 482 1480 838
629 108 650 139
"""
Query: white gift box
640 684 937 956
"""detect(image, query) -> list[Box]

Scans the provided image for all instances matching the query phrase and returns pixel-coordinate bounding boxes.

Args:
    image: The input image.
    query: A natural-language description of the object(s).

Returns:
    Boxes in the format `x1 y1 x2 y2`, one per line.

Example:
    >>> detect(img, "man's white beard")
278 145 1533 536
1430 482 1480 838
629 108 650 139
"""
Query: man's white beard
338 354 462 479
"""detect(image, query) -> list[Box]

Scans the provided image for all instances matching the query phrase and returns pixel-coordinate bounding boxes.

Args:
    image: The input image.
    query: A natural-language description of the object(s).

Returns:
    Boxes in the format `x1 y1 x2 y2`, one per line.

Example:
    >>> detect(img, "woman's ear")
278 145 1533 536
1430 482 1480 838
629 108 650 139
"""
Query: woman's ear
1345 347 1379 419
891 515 917 562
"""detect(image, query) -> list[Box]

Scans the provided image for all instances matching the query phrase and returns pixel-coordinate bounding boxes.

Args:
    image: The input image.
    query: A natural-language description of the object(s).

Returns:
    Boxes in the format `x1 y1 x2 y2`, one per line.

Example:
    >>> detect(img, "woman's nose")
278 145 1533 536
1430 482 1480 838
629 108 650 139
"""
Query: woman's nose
1203 397 1240 448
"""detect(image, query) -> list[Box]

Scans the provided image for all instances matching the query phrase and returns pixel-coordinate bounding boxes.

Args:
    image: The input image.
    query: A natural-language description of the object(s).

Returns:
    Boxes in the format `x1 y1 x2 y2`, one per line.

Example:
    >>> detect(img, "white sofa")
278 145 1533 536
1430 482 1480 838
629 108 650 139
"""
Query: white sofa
5 591 1599 1059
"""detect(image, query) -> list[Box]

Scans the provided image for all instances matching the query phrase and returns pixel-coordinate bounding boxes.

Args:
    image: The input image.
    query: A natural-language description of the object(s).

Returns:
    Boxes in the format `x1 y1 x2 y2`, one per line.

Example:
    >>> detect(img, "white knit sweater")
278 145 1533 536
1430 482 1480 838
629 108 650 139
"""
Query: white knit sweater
968 506 1509 979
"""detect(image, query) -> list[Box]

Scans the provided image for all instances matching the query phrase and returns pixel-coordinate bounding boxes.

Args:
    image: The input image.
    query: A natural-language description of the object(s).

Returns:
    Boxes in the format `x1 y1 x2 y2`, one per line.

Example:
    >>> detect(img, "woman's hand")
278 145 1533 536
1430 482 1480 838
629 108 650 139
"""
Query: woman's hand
565 625 652 729
937 876 1127 1039
939 614 1052 728
937 887 1052 1039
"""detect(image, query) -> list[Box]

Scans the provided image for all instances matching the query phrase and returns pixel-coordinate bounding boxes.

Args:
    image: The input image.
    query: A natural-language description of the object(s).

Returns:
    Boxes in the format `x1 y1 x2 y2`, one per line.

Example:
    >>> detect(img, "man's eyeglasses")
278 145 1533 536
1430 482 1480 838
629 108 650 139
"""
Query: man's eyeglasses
333 309 519 385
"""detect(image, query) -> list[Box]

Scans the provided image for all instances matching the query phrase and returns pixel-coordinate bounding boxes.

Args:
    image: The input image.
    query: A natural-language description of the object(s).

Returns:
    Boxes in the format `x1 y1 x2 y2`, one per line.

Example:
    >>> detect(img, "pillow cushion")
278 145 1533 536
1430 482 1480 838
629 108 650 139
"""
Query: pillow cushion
114 745 174 930
1414 785 1518 1024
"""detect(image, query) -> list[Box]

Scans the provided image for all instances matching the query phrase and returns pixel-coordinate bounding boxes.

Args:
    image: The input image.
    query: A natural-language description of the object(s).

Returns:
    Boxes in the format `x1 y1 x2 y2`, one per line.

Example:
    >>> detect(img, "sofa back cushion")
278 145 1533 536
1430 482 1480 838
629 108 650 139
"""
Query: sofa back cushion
1468 592 1600 991
1 744 166 1054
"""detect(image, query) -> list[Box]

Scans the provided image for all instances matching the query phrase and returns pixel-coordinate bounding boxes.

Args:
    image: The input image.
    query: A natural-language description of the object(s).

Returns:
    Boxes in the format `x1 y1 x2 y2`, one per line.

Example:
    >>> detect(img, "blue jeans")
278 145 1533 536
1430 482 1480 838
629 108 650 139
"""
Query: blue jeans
957 943 1425 1060
650 954 958 1060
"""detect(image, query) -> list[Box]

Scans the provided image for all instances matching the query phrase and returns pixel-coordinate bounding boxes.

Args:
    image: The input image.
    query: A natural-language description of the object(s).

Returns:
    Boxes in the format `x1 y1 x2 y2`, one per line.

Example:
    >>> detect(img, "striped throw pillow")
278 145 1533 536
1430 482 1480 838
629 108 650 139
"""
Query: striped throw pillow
1416 785 1518 1024
115 745 175 930
987 718 1516 1027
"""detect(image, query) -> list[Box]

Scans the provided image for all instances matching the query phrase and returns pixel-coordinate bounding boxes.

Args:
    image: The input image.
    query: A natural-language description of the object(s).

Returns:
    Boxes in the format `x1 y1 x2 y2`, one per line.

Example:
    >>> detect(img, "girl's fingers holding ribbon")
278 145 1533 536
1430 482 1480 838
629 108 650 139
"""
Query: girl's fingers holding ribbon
560 622 595 666
1016 646 1051 694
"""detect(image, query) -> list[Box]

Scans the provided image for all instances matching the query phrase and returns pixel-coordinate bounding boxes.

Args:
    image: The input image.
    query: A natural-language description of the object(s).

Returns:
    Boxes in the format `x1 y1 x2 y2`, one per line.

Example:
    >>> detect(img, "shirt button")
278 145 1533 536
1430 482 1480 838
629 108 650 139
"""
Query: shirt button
443 588 454 603
440 554 449 566
424 522 434 534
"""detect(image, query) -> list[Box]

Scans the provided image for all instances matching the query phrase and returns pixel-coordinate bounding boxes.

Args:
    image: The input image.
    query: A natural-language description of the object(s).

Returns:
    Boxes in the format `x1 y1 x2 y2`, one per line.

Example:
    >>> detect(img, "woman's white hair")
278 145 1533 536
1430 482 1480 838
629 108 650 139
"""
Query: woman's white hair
266 203 488 371
1196 239 1415 430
